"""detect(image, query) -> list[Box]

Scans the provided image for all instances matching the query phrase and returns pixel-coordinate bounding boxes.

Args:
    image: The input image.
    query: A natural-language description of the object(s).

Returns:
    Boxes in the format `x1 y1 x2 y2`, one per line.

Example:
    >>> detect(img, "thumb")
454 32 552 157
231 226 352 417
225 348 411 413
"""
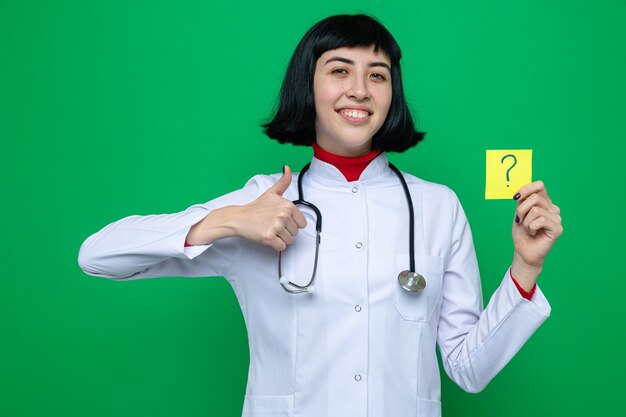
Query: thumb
268 164 292 196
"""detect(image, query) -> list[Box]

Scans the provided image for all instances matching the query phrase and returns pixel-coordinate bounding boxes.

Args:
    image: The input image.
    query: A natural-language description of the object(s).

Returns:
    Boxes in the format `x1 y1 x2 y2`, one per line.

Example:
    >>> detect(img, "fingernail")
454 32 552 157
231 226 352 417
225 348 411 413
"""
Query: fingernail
515 215 520 224
513 193 521 200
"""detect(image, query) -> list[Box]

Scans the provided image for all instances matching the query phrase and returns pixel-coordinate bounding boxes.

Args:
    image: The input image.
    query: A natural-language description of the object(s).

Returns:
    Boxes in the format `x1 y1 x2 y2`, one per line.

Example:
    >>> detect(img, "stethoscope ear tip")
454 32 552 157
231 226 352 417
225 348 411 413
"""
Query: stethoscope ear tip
306 285 316 294
279 276 289 285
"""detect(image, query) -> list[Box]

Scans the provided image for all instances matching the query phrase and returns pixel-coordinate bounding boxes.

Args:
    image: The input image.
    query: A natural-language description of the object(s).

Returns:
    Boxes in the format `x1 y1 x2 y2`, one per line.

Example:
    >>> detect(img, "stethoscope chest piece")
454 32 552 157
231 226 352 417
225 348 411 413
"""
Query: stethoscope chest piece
398 270 426 293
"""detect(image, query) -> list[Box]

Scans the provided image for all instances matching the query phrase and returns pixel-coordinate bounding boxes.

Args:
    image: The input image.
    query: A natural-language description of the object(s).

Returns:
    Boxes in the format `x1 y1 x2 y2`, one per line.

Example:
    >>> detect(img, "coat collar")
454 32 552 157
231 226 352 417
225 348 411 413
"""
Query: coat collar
306 152 391 184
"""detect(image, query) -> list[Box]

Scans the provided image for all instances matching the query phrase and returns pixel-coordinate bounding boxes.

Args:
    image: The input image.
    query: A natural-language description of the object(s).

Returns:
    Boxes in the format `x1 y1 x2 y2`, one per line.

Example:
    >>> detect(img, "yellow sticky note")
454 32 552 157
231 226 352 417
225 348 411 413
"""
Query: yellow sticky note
485 150 532 199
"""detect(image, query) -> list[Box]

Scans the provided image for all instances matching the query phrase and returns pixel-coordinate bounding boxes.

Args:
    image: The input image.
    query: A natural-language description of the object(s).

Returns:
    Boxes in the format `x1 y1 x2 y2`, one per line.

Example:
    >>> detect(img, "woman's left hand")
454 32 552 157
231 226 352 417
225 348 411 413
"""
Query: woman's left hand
511 181 563 286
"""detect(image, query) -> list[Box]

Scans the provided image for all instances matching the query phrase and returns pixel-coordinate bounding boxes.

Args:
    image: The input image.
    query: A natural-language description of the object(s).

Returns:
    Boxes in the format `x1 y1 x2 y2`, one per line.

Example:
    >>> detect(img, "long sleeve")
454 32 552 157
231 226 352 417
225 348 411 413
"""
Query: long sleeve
436 191 551 393
78 176 267 280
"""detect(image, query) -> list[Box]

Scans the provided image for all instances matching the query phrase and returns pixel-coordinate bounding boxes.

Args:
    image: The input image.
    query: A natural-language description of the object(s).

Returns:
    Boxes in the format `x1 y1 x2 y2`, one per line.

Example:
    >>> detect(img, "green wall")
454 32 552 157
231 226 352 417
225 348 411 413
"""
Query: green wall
2 0 624 415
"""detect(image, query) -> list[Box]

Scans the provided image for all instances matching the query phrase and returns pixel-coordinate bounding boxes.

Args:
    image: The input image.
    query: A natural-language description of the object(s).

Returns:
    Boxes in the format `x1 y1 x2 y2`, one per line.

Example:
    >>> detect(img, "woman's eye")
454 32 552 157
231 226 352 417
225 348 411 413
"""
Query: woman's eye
371 73 386 80
332 68 348 75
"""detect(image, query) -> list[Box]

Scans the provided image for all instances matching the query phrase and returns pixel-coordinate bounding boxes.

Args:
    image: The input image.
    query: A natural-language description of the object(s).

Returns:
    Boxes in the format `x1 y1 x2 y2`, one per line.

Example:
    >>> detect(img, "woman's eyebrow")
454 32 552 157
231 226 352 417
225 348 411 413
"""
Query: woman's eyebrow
324 56 391 71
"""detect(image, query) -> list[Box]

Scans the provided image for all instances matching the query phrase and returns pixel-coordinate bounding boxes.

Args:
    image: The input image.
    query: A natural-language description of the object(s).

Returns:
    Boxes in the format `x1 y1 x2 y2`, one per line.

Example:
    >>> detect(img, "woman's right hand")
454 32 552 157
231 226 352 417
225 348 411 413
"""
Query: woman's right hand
185 165 307 251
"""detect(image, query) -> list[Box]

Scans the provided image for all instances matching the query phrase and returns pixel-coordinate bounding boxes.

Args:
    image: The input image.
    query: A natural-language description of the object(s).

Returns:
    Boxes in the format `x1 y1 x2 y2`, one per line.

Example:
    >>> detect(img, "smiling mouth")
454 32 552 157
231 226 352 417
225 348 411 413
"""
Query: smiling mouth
337 109 372 124
338 109 370 119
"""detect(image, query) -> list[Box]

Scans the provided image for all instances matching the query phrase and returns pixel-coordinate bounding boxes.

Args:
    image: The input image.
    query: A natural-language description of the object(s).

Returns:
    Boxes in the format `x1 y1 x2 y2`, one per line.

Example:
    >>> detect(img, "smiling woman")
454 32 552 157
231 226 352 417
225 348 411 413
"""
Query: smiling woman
78 13 562 417
262 14 425 153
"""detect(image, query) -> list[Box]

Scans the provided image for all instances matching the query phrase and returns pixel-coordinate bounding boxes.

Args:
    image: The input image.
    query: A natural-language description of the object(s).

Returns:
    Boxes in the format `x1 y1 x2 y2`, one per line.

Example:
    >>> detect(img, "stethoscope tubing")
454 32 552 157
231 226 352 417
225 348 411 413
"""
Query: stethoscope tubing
278 161 416 294
388 163 415 273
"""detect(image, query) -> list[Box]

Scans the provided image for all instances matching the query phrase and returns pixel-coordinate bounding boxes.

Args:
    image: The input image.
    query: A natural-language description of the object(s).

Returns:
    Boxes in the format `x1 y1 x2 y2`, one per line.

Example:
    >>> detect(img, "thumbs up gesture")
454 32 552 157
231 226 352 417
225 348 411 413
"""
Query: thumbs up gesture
186 165 307 251
237 165 307 250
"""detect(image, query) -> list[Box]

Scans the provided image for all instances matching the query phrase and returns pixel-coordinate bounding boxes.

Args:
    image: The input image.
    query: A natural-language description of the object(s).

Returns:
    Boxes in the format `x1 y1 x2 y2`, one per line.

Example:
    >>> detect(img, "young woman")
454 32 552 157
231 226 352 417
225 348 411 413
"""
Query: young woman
79 14 563 417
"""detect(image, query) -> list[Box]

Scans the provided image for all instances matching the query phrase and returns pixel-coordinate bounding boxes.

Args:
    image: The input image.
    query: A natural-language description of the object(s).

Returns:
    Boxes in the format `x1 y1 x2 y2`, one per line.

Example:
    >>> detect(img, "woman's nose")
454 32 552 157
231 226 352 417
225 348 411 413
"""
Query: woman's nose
346 75 369 100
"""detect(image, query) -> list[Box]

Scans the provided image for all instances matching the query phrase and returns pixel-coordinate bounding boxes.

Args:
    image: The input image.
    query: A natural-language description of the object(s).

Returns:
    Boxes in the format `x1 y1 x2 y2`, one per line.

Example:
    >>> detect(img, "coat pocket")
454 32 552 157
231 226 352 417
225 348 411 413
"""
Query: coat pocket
242 394 293 416
393 254 443 322
418 397 442 416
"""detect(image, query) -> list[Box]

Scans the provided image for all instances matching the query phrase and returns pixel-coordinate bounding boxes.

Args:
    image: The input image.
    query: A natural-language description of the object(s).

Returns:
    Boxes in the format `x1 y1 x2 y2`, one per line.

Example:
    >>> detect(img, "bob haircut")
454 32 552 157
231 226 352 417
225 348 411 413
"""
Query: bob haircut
263 14 425 153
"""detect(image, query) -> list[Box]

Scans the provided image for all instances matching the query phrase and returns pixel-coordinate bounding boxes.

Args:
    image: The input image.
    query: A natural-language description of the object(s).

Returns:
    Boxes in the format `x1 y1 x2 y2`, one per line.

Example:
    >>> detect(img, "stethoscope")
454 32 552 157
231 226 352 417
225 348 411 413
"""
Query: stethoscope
278 162 426 295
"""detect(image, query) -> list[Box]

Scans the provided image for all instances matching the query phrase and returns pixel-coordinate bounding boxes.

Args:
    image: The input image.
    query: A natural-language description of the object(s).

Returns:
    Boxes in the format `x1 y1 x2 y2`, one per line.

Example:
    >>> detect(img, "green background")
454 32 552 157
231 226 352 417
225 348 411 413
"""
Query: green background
2 0 624 415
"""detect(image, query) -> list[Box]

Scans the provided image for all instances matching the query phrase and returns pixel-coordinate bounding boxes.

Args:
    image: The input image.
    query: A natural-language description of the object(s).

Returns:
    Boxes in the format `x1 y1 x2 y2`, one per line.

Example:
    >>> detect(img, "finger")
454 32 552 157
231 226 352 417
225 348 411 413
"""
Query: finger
292 206 307 229
284 216 300 237
526 216 547 237
513 180 551 204
515 193 558 223
268 236 287 252
520 206 557 236
276 227 294 247
267 165 292 196
526 214 563 238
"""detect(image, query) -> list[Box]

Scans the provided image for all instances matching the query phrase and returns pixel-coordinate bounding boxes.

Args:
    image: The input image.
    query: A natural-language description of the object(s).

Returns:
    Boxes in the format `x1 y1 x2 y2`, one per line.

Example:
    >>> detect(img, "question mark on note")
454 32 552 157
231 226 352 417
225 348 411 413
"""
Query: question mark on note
486 150 532 199
500 154 517 188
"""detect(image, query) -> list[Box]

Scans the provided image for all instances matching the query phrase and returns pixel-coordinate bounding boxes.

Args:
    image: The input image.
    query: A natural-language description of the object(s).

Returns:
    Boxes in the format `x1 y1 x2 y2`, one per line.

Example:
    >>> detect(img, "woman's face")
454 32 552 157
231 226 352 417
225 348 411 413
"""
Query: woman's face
313 45 392 157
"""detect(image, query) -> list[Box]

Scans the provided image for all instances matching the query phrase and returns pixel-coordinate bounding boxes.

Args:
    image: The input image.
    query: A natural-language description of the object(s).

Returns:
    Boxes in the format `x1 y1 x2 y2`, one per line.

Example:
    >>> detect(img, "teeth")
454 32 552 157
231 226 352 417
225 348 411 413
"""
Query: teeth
341 110 369 119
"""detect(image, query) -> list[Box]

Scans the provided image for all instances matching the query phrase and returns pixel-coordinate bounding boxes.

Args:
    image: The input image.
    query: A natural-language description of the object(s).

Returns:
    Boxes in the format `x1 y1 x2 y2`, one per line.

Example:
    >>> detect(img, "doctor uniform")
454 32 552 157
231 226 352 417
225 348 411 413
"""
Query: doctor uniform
79 153 551 417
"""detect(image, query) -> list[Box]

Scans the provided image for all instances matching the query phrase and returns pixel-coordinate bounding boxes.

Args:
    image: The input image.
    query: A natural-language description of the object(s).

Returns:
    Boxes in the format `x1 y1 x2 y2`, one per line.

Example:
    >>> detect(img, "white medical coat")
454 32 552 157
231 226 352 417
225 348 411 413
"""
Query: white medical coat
79 153 551 417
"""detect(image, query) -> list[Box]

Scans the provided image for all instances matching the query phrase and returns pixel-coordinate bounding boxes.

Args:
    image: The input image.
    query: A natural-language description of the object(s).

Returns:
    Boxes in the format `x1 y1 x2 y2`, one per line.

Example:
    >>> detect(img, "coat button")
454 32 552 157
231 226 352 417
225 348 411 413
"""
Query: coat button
354 374 362 381
351 186 359 193
354 305 362 312
355 242 363 249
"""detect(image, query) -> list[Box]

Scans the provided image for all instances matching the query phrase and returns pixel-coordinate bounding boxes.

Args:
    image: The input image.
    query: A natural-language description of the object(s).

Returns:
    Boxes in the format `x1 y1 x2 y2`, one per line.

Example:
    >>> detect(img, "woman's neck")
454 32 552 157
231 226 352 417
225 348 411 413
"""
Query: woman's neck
312 142 380 182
